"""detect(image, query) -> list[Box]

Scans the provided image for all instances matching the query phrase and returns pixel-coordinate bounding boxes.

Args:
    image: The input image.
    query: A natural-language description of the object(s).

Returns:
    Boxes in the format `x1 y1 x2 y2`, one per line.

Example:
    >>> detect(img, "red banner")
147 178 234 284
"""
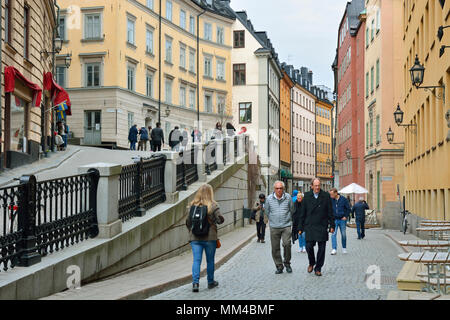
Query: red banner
43 72 72 116
4 66 42 107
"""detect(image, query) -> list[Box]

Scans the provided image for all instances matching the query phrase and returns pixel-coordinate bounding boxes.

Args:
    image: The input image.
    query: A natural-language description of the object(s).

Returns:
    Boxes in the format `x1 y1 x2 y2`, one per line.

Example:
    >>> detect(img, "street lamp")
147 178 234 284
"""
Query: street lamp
160 106 171 118
393 103 417 128
386 126 405 145
409 55 445 102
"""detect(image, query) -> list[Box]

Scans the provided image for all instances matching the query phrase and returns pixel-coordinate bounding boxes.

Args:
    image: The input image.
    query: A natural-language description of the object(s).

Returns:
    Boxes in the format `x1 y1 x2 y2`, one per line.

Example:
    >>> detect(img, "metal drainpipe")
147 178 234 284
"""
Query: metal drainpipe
50 0 61 153
0 1 3 170
158 0 162 123
197 8 206 124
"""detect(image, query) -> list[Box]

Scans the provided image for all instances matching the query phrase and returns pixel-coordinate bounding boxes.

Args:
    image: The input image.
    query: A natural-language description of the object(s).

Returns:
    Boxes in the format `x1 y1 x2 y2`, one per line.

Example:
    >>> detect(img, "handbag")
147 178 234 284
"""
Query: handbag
216 239 221 248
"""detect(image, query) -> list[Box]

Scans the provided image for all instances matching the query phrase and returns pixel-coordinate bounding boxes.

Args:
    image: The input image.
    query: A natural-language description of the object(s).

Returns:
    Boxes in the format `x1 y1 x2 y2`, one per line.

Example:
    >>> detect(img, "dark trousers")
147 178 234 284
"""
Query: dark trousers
256 221 266 240
356 218 365 239
152 142 161 152
306 241 326 272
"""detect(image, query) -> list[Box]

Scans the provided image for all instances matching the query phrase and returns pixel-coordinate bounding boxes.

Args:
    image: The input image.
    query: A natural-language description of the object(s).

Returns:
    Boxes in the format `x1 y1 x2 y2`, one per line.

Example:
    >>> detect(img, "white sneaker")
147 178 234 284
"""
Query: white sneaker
296 247 302 253
342 249 347 254
302 248 306 253
331 249 337 255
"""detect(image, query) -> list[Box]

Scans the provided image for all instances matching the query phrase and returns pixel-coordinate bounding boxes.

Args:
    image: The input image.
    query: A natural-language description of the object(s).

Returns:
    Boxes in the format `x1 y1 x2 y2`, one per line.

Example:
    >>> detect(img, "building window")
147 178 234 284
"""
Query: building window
56 66 66 88
239 102 252 123
127 64 136 91
165 37 172 63
217 60 225 80
166 1 172 21
376 9 380 32
5 0 11 43
179 86 186 107
180 10 186 29
84 13 102 39
165 79 172 104
376 59 380 88
370 66 374 93
180 45 186 69
366 72 369 97
233 64 246 85
127 17 135 45
128 112 134 131
146 72 153 97
370 118 373 146
189 16 195 34
376 115 380 144
217 26 224 45
234 30 245 48
204 56 212 77
217 95 225 114
85 63 100 87
146 29 154 54
59 16 66 41
371 19 375 40
189 89 195 109
204 22 212 41
366 27 369 48
147 0 153 9
204 93 213 113
189 50 195 72
24 5 30 59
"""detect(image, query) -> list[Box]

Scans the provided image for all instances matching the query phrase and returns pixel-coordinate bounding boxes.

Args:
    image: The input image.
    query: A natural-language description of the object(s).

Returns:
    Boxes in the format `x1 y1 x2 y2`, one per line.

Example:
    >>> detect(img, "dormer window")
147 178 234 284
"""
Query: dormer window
206 0 212 5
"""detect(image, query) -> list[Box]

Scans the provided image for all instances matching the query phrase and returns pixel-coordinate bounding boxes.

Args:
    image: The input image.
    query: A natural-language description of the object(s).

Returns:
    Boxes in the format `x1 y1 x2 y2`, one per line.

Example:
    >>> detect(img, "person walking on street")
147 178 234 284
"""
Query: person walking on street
352 197 369 240
265 181 295 274
186 184 224 292
151 122 164 152
128 124 138 150
169 126 182 151
292 190 306 253
181 127 189 151
138 126 149 151
297 178 335 276
148 126 153 151
252 193 268 243
192 127 202 143
329 188 351 255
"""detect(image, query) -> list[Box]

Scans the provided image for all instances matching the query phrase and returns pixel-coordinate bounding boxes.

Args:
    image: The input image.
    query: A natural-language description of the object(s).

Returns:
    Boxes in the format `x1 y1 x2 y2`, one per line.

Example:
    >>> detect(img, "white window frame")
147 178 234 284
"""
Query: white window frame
216 59 225 80
165 36 173 63
127 17 135 45
179 86 186 107
146 28 154 54
56 66 66 88
180 9 186 29
165 78 172 104
84 12 102 40
204 93 213 113
204 22 212 41
146 72 154 97
204 56 212 77
189 16 195 34
127 63 136 92
146 0 153 9
189 89 195 109
166 1 172 21
217 26 224 45
180 45 186 69
189 50 195 72
85 62 101 87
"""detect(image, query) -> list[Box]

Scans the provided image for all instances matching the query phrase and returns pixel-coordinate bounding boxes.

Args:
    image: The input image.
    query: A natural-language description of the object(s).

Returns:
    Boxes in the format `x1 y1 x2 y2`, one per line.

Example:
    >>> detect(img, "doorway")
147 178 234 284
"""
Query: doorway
84 110 101 145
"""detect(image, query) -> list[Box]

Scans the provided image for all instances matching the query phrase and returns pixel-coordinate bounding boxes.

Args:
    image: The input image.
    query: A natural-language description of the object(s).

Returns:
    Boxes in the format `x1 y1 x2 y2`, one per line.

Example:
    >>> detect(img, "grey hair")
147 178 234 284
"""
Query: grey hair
311 177 321 185
273 180 285 189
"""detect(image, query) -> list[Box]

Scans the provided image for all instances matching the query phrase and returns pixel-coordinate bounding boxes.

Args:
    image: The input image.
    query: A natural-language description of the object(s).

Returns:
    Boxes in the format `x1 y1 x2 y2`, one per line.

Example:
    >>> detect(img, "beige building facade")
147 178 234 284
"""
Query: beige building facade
402 0 450 222
58 0 234 149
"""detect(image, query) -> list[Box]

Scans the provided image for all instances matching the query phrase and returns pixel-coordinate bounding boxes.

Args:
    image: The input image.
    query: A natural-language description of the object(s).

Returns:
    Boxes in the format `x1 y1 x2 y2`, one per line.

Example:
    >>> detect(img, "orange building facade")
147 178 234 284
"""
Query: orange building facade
280 70 294 192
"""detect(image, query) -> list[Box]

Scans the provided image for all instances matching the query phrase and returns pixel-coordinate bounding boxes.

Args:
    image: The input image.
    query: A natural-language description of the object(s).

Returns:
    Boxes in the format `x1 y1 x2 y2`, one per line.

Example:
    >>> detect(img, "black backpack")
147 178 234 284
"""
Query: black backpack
189 205 210 236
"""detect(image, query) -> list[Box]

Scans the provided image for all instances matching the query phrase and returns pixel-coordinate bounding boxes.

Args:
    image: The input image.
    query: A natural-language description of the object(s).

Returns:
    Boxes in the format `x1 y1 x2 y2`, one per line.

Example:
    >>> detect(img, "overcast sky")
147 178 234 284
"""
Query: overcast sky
230 0 349 91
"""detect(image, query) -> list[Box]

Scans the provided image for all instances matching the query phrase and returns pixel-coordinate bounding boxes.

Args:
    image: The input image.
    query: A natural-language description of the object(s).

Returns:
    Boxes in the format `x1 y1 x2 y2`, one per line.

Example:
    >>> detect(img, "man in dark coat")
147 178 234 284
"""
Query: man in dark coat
169 126 182 151
128 124 138 150
150 122 164 152
297 178 335 276
351 197 370 239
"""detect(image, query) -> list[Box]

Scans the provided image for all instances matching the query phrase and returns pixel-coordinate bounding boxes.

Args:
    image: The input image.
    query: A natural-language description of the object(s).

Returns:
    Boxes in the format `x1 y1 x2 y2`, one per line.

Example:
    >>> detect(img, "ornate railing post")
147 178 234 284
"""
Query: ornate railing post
134 157 146 216
17 175 41 267
215 139 224 170
194 142 207 181
205 142 211 175
87 168 100 238
158 151 179 203
181 151 188 190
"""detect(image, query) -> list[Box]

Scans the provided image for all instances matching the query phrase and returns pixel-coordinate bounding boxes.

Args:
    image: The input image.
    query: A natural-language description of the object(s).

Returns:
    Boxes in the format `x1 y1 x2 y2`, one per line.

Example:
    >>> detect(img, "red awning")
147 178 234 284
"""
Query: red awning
4 66 42 107
43 72 72 116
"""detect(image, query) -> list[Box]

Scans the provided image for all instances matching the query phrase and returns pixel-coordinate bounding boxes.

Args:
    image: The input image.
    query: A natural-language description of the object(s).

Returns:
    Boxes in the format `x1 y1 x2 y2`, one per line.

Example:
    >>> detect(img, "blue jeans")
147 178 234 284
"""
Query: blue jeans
191 240 217 284
331 219 347 250
130 141 136 150
298 232 306 248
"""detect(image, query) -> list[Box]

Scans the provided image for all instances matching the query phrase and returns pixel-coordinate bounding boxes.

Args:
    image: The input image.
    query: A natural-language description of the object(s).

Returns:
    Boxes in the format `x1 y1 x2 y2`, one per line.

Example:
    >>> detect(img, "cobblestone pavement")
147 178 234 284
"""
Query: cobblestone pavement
148 227 405 300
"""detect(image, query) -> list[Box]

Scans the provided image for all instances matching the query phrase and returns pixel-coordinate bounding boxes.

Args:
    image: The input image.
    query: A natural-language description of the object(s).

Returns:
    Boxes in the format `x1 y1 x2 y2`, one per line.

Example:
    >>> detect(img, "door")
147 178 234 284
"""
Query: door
84 111 101 145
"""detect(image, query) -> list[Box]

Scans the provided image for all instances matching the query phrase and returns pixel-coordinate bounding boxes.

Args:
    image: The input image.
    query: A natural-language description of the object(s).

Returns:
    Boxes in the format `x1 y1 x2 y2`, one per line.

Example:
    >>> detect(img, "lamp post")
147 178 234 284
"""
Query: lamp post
394 103 417 128
386 126 405 145
409 55 445 103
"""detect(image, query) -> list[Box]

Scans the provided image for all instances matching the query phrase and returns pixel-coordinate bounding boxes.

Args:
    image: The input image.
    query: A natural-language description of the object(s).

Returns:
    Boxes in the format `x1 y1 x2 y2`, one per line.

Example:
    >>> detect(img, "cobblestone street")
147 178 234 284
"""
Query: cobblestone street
148 227 405 300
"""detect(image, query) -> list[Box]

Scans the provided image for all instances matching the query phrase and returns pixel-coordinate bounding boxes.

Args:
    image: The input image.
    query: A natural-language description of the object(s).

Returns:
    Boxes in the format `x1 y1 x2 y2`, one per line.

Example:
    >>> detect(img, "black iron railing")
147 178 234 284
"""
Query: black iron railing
35 170 100 256
184 148 198 186
234 136 238 157
223 139 227 166
0 170 100 272
205 141 217 174
119 155 166 222
176 151 187 191
0 184 23 271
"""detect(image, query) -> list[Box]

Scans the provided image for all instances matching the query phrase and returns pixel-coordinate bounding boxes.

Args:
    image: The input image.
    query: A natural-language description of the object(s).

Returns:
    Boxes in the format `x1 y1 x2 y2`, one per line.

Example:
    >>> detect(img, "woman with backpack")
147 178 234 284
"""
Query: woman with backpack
186 184 224 293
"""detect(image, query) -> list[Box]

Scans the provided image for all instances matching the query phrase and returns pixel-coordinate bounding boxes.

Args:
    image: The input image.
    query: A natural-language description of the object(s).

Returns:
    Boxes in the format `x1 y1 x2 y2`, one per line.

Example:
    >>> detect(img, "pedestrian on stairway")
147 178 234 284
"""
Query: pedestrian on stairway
128 124 138 150
298 178 335 276
329 188 351 255
265 181 296 274
252 193 268 243
186 184 224 293
352 197 369 240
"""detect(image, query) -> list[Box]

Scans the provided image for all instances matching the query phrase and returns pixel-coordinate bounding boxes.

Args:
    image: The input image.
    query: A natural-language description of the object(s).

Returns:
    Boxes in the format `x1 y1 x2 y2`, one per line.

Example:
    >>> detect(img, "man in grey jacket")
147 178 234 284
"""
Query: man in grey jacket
265 181 295 274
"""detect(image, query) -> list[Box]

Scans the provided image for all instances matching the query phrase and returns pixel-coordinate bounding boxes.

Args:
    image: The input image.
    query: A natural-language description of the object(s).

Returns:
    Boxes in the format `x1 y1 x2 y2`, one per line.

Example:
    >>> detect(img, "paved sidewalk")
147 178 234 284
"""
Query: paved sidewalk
41 224 257 300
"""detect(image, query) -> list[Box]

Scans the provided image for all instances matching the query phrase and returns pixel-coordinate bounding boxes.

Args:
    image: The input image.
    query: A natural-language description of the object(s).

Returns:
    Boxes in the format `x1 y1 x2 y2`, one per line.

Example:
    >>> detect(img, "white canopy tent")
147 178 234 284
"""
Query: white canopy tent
338 183 368 194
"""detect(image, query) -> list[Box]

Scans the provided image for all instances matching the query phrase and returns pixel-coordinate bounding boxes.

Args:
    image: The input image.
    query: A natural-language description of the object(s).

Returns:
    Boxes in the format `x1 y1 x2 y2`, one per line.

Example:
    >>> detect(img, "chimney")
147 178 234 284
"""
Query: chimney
308 71 313 85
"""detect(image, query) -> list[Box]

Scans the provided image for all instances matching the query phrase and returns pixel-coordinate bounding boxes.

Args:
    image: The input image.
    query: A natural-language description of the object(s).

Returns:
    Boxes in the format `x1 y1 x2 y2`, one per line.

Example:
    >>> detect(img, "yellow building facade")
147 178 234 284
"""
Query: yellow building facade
280 70 293 191
315 94 333 192
58 0 234 148
402 0 450 221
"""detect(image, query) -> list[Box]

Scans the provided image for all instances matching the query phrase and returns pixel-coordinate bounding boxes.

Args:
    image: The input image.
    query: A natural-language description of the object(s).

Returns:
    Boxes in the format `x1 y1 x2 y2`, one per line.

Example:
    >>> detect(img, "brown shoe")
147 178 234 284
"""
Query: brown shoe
261 240 265 243
307 265 314 273
315 271 322 276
